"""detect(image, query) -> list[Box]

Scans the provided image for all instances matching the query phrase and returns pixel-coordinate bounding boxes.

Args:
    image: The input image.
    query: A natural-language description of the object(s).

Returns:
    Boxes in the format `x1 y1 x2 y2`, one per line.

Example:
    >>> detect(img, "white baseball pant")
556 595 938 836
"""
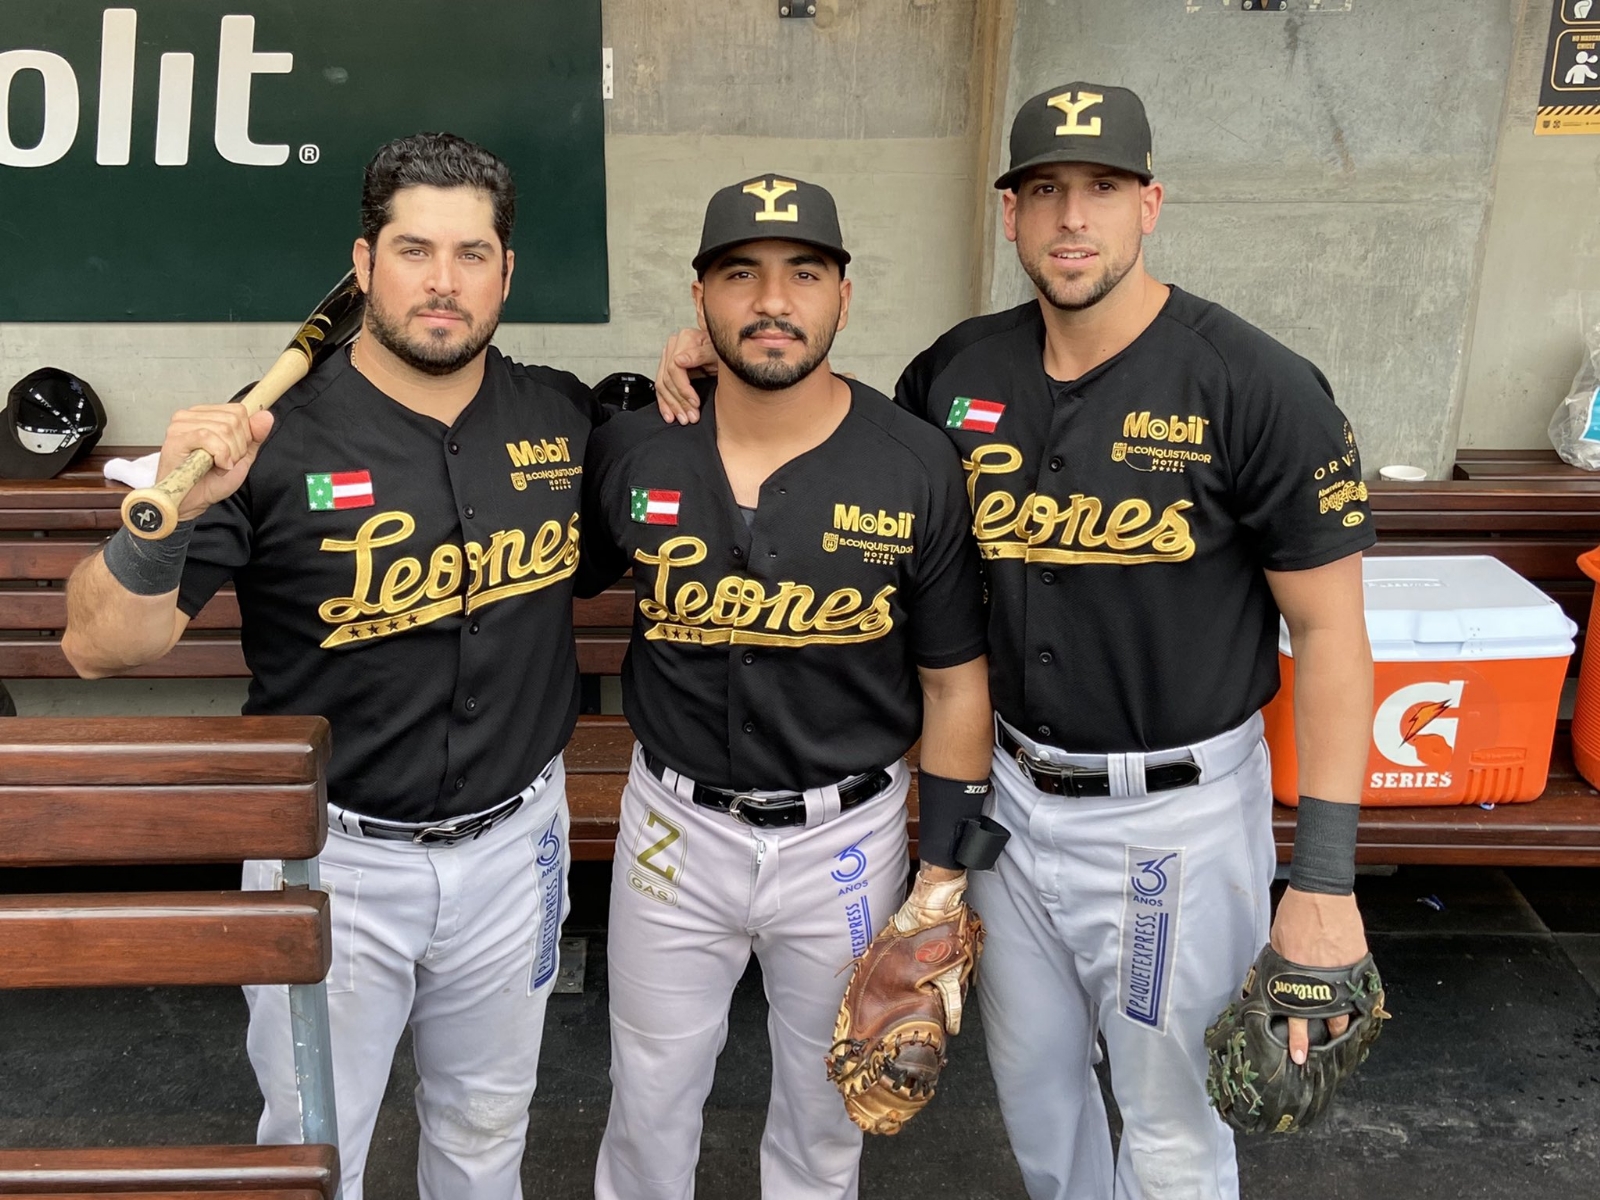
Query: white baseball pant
242 758 571 1200
969 715 1273 1200
594 746 911 1200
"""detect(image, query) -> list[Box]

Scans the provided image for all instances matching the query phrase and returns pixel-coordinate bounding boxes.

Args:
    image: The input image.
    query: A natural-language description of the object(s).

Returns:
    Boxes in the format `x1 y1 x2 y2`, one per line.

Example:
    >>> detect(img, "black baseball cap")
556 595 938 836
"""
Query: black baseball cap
693 174 850 274
0 367 106 480
995 82 1153 190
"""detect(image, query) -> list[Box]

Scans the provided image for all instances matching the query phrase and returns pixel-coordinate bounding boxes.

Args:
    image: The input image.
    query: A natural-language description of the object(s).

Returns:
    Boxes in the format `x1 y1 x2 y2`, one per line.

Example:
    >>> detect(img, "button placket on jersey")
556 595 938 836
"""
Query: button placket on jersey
725 489 762 777
442 424 481 805
1023 390 1087 728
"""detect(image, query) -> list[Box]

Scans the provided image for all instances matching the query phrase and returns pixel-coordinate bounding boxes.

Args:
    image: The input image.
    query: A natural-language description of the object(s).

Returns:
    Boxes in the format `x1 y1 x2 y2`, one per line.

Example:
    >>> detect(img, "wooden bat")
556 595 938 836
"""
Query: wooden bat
121 270 366 540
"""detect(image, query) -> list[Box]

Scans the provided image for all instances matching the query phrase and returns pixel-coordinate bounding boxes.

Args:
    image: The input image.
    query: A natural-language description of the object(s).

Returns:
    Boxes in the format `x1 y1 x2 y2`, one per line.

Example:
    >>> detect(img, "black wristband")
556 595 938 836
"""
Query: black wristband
102 520 197 597
917 771 993 870
953 814 1011 871
1287 794 1360 895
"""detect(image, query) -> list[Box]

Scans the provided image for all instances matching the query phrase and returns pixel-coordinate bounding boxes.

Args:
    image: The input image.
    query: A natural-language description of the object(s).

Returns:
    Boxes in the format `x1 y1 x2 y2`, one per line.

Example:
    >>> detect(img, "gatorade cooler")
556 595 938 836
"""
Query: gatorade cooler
1263 556 1576 807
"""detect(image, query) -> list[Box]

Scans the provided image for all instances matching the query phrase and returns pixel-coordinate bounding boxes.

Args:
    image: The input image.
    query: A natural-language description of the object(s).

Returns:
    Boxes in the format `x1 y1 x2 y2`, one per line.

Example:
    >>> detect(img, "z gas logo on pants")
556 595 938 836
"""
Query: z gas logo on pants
628 808 686 907
1369 680 1463 790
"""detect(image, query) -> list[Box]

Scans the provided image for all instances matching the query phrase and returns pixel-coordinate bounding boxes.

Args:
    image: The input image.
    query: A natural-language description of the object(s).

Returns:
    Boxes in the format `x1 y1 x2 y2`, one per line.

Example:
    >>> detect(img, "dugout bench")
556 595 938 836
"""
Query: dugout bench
0 715 340 1199
3 447 1600 867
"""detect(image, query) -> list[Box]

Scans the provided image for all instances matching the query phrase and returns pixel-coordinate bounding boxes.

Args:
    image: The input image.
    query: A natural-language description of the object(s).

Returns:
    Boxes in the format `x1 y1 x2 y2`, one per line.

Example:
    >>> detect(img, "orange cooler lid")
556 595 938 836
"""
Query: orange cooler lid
1278 555 1576 662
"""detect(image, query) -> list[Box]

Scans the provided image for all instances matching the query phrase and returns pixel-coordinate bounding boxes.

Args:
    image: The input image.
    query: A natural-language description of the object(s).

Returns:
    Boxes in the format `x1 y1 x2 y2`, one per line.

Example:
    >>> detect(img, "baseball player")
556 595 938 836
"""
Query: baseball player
62 133 594 1200
578 175 997 1200
655 85 1377 1200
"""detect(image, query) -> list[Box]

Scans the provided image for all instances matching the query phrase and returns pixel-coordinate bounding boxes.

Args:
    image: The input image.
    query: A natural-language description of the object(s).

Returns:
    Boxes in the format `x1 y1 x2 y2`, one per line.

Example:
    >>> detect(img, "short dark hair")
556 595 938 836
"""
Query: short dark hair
360 132 516 253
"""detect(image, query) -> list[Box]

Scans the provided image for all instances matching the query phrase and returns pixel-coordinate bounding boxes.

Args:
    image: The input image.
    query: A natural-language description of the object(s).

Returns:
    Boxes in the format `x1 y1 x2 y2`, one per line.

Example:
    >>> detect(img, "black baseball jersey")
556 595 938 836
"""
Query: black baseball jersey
177 347 595 822
895 287 1375 753
578 378 987 792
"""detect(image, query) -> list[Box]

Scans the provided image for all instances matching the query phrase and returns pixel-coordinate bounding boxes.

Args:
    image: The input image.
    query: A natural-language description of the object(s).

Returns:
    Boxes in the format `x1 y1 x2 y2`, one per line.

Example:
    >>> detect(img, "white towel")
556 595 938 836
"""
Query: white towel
102 451 160 489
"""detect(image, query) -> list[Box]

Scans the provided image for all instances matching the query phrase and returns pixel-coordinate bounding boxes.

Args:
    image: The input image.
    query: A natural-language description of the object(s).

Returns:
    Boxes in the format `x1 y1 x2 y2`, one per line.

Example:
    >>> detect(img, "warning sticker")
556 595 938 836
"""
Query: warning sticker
1539 0 1600 134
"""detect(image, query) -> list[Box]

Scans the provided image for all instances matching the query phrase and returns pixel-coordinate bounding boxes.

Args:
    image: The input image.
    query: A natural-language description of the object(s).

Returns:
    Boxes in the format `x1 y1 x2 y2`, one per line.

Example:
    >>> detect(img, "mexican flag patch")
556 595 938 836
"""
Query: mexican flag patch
630 487 680 525
946 397 1005 432
306 470 374 511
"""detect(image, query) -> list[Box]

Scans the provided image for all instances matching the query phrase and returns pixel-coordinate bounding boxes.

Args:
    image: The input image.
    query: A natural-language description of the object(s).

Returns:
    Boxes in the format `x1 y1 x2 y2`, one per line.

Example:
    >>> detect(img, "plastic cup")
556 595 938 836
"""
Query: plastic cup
1378 465 1428 482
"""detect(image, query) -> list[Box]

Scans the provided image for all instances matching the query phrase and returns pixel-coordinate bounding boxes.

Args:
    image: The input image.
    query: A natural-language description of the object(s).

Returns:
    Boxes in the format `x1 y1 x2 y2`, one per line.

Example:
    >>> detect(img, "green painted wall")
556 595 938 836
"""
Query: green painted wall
0 1 607 321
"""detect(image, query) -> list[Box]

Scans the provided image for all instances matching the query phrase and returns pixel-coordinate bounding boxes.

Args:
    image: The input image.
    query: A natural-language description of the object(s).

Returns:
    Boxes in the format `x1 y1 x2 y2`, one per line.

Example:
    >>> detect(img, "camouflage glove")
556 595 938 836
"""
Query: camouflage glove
825 871 983 1135
1204 943 1390 1135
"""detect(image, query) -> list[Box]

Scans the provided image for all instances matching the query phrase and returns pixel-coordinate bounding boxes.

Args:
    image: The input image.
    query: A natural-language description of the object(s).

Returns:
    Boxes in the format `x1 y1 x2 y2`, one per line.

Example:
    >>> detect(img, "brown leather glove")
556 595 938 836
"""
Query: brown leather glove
824 872 983 1134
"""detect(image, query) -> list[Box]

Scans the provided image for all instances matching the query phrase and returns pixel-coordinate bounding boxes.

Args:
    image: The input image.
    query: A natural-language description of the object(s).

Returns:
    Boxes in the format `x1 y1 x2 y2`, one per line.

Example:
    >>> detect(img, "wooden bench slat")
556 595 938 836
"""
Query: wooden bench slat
0 717 328 785
564 727 1600 865
0 511 123 533
0 481 131 509
0 636 628 678
2 1191 325 1199
1371 480 1600 506
1 590 625 633
1454 461 1599 480
0 785 325 868
0 639 248 678
0 891 331 988
0 592 242 630
0 540 99 579
1372 511 1600 534
0 1191 323 1199
1454 448 1562 463
0 1144 337 1199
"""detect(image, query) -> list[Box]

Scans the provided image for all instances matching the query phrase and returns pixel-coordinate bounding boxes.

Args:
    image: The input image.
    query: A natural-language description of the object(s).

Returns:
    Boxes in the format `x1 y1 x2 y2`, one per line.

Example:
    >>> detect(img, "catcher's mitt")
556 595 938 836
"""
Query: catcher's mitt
1204 943 1389 1135
825 874 983 1135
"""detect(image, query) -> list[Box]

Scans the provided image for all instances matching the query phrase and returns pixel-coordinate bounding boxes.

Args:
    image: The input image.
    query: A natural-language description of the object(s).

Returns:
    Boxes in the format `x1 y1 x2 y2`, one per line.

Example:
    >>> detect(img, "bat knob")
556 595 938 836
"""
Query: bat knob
121 491 180 541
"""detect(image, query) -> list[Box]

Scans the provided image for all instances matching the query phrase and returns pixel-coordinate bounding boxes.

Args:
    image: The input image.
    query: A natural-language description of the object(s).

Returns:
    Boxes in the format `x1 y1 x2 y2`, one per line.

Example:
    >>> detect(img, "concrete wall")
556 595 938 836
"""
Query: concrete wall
1458 0 1600 450
985 0 1514 478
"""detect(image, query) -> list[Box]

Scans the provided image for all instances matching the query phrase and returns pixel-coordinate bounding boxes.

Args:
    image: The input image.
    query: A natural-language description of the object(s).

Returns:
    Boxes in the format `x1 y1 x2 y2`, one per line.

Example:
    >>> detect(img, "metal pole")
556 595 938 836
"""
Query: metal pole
282 855 342 1197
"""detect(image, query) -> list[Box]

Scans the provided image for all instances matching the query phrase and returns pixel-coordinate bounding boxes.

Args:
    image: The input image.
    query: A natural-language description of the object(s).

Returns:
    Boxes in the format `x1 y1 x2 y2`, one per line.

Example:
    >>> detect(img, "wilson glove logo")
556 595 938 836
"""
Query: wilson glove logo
1266 973 1337 1012
1 9 308 168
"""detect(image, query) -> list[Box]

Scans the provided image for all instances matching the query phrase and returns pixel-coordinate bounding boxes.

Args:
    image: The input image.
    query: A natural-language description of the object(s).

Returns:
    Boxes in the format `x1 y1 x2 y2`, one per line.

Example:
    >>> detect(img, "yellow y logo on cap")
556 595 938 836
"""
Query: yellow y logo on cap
743 178 800 222
1047 90 1104 137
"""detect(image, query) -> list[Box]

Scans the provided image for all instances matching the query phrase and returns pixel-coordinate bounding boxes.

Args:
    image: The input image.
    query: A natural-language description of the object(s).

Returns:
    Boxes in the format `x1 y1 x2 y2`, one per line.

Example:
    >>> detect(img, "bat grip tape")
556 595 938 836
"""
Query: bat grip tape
103 520 197 596
1287 794 1360 895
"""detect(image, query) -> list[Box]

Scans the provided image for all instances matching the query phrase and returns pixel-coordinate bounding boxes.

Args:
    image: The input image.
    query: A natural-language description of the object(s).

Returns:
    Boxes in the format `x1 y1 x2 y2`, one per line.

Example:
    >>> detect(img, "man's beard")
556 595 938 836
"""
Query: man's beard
1022 237 1139 313
706 315 836 391
365 290 501 377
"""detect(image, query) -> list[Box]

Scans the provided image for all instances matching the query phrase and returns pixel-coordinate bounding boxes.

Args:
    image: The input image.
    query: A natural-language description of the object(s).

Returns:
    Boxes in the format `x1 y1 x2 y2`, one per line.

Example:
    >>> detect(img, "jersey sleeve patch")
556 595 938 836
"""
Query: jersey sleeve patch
630 487 681 525
946 397 1006 431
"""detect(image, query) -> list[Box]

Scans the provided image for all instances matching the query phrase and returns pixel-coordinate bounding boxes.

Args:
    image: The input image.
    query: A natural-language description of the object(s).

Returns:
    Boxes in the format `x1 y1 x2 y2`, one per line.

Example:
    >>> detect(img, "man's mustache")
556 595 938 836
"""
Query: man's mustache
740 319 806 343
411 297 473 325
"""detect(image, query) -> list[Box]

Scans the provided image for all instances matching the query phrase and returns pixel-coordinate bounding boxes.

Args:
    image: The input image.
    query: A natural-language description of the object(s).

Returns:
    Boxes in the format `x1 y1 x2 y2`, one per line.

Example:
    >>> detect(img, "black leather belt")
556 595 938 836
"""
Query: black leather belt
643 749 891 829
998 725 1201 797
356 795 524 845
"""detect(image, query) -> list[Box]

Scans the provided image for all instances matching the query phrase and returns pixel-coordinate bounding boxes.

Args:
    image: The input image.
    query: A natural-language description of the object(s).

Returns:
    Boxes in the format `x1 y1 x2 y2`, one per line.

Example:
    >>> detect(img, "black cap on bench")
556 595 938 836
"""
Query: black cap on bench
0 368 106 480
